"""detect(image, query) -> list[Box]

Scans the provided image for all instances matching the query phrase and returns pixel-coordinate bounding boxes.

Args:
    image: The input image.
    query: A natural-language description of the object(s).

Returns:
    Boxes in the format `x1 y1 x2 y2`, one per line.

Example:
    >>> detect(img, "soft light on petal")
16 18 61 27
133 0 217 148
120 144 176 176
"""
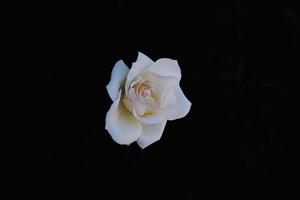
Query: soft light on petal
142 72 179 106
105 91 142 145
145 58 182 80
125 52 154 94
143 95 157 108
162 87 192 120
136 52 153 65
133 109 165 125
137 121 167 149
160 89 176 109
134 101 147 116
106 60 129 101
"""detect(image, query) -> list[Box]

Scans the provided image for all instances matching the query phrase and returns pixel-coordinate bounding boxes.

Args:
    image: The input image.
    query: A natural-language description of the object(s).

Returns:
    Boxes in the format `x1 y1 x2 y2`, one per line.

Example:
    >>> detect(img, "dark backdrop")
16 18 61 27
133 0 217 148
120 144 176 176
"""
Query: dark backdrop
42 0 299 198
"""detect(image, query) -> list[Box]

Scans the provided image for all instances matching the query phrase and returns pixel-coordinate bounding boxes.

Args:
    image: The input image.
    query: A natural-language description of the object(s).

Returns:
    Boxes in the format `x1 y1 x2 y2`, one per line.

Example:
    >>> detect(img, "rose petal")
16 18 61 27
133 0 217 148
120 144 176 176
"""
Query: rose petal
127 87 138 103
162 87 192 120
145 58 181 80
136 121 167 149
134 101 147 116
125 52 154 94
106 60 129 101
130 76 143 89
133 109 165 125
151 74 179 94
143 95 157 108
142 72 179 106
105 91 142 145
160 89 176 109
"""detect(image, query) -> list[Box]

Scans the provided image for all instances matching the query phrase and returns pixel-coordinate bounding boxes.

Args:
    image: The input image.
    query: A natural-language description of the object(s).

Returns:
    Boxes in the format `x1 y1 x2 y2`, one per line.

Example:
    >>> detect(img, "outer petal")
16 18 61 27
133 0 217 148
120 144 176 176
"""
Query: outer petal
162 87 192 120
144 58 182 80
125 52 154 94
105 91 142 145
160 89 176 109
106 60 129 101
136 121 167 149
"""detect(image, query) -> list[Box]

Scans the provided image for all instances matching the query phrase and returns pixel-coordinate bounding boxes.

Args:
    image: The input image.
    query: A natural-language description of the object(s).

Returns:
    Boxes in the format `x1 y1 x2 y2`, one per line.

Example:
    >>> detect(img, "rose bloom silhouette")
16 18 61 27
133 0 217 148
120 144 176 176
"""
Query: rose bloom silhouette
105 52 191 148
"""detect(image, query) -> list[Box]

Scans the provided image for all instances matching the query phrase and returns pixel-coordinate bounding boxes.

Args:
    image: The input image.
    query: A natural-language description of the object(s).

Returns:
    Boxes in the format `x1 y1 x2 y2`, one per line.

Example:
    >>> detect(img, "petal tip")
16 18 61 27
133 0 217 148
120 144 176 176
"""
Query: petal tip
180 98 192 118
137 51 144 56
137 51 148 58
136 51 153 63
137 140 150 149
116 60 128 69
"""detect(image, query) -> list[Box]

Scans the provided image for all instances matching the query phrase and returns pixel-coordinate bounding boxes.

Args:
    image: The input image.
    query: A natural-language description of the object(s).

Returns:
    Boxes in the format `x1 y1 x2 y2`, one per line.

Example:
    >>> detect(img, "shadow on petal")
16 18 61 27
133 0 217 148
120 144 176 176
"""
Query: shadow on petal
105 91 142 145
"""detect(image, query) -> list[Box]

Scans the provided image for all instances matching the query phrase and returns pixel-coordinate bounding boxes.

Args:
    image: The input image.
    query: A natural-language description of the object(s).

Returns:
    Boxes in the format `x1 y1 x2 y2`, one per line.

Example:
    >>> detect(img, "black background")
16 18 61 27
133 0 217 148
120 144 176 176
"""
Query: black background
41 0 299 198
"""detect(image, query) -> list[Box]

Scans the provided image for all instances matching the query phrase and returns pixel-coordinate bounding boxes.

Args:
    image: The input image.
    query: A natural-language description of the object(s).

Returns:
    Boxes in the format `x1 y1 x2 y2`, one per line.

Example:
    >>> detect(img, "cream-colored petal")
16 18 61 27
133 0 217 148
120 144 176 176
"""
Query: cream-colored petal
143 95 157 108
142 72 179 106
133 109 165 125
105 91 142 145
136 121 167 149
144 58 181 80
130 76 143 89
136 52 153 65
162 87 192 120
124 87 150 115
106 60 129 101
127 87 138 102
160 89 176 109
125 52 154 94
134 101 147 116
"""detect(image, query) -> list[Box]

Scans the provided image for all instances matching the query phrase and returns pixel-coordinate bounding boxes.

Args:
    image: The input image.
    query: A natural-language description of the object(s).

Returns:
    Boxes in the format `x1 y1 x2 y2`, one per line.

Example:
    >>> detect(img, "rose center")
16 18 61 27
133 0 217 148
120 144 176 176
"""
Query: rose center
134 80 154 98
138 84 152 97
122 79 157 115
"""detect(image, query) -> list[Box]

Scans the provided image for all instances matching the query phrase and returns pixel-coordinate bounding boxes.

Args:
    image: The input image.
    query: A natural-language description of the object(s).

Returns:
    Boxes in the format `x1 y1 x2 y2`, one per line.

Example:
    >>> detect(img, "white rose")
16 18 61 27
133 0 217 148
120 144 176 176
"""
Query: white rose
105 52 191 149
